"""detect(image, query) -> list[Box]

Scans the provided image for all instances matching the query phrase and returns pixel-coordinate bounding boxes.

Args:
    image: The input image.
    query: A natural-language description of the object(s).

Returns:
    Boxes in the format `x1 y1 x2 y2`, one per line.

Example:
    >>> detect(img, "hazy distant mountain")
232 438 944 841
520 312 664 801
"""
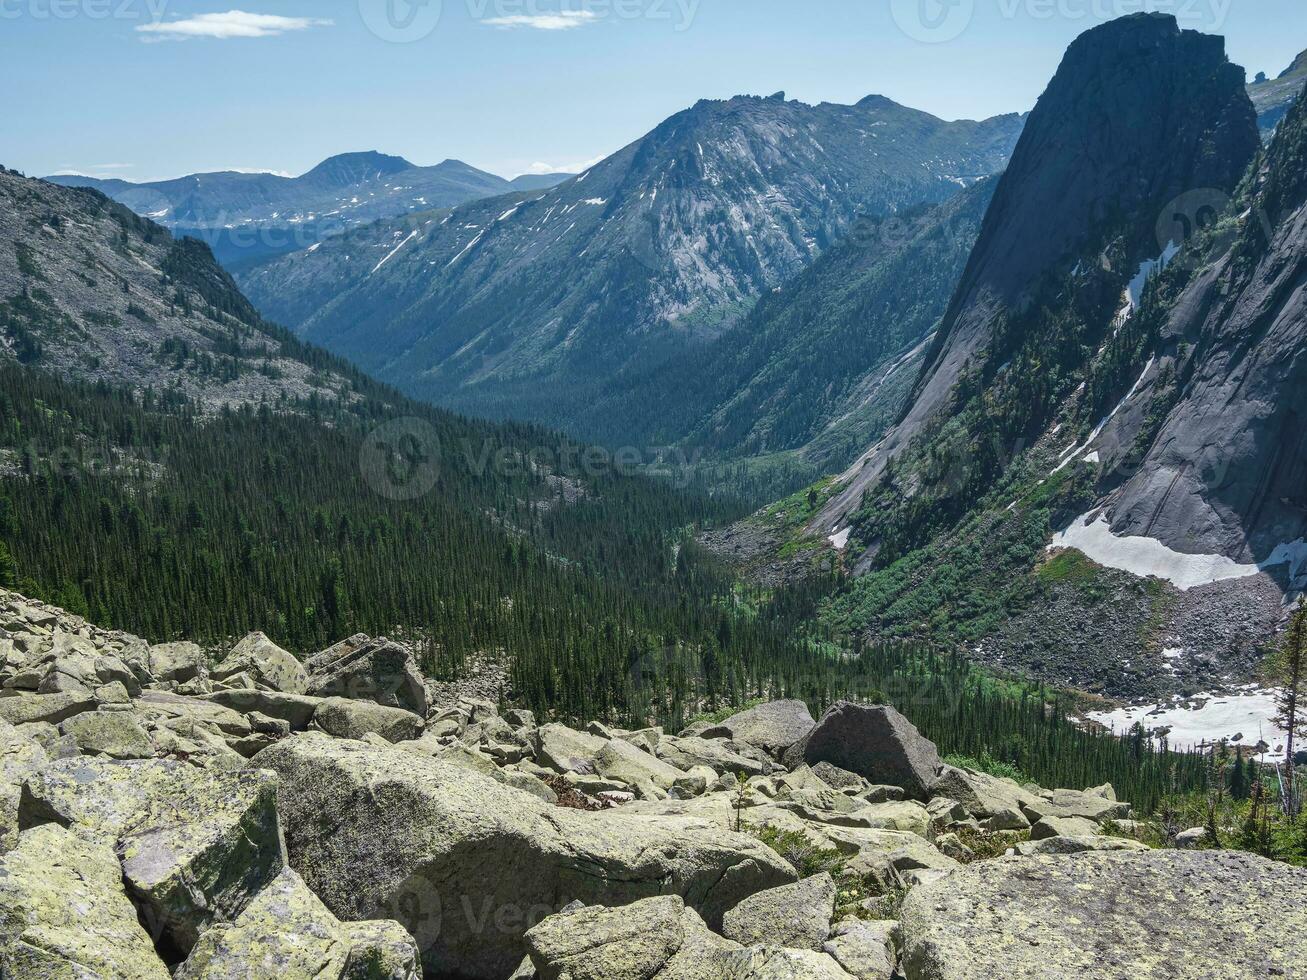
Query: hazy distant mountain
1248 47 1307 138
239 93 1025 439
44 153 572 268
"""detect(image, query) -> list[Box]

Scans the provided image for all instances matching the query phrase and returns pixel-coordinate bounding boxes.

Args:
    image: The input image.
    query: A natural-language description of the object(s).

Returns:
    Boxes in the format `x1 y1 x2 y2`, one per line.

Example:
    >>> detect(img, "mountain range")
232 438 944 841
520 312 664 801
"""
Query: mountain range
44 153 572 269
236 94 1025 441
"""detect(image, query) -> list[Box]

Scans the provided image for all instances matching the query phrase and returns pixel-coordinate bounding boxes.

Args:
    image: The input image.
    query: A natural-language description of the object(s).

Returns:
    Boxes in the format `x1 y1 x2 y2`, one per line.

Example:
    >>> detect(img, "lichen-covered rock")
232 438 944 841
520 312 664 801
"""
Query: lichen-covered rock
139 690 253 736
0 718 46 852
59 708 154 759
1029 814 1100 840
118 769 286 955
149 641 208 684
928 766 1036 830
524 895 686 980
784 704 941 800
175 868 345 978
0 823 171 979
254 733 794 979
533 723 608 774
658 906 745 979
19 756 286 956
656 736 769 777
1013 835 1150 856
898 850 1307 979
201 689 323 730
312 698 425 743
213 633 308 695
304 636 427 717
0 690 97 726
1021 788 1130 824
729 947 857 979
699 701 815 759
822 918 896 980
595 737 685 790
340 920 423 980
721 873 835 951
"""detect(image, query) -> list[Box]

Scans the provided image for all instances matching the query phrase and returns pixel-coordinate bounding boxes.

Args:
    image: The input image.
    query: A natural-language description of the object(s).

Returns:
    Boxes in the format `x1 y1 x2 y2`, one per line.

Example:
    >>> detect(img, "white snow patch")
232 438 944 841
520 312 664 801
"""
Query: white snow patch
1050 357 1154 474
581 198 607 206
828 528 851 550
1050 512 1307 591
445 230 486 268
307 242 321 253
370 229 417 274
1087 690 1289 758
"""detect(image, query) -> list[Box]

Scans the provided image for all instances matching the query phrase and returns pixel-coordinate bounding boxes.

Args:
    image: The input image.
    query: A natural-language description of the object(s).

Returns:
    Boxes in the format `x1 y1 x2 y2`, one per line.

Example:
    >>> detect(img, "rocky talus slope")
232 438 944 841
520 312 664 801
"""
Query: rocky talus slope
2 587 1304 978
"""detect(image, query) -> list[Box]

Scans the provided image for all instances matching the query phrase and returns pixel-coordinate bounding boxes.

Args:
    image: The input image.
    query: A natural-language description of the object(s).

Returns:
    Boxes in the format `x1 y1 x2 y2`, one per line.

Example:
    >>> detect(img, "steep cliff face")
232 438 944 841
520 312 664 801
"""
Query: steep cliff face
1086 91 1307 576
815 13 1260 537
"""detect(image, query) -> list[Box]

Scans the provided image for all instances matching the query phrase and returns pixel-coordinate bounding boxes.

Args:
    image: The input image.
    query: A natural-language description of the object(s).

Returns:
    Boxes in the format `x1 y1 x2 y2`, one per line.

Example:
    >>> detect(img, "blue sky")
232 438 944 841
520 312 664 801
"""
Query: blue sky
3 0 1303 181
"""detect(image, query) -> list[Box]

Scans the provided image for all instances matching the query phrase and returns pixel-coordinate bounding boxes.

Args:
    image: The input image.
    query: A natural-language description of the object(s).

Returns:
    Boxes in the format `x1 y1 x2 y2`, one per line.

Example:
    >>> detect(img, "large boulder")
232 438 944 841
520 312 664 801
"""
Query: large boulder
729 947 857 979
0 718 46 852
594 737 685 791
0 690 97 726
149 641 209 684
175 867 420 980
304 636 427 717
785 704 940 800
213 633 308 695
201 689 323 730
656 736 769 777
0 823 171 979
20 756 286 957
524 895 686 980
700 701 816 759
898 850 1307 979
928 766 1037 831
59 708 155 759
533 723 608 774
822 918 897 980
312 698 425 743
721 873 835 951
253 733 795 979
1021 788 1131 824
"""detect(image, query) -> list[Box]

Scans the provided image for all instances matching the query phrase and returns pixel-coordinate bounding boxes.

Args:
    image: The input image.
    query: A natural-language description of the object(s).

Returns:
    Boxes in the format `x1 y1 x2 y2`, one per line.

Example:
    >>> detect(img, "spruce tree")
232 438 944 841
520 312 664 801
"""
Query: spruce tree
1270 599 1307 816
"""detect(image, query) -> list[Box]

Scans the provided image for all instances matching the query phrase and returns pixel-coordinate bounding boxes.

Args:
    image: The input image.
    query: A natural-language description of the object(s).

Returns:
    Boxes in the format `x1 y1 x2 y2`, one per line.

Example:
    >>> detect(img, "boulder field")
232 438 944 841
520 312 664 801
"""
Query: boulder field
1 587 1304 979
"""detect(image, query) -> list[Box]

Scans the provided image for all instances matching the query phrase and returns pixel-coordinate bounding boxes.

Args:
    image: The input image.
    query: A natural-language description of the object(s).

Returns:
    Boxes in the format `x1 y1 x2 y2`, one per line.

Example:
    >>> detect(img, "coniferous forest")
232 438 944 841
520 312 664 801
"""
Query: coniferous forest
0 357 1208 811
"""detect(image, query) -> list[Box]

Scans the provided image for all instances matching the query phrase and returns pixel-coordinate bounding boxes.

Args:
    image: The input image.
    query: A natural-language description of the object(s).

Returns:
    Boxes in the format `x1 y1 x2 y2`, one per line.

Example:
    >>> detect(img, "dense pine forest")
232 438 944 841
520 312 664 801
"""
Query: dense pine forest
0 357 1209 811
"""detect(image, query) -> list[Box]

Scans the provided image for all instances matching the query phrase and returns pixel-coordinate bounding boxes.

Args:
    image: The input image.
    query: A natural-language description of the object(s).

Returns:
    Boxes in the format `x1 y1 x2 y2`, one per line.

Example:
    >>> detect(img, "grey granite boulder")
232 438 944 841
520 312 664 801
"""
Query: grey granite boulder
253 733 794 979
898 850 1307 979
304 636 427 717
721 872 835 951
785 704 940 800
700 700 815 758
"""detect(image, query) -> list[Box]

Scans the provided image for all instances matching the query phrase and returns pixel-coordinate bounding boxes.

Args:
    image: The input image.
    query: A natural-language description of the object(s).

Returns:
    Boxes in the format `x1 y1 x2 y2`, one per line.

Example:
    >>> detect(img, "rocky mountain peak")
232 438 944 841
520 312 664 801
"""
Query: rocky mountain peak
301 150 415 188
814 13 1260 533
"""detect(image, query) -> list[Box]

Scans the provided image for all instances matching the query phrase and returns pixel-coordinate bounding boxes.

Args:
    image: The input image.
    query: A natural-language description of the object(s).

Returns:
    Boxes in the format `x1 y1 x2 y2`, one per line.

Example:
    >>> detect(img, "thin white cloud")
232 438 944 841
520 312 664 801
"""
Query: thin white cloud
523 154 605 175
136 10 331 41
482 10 598 30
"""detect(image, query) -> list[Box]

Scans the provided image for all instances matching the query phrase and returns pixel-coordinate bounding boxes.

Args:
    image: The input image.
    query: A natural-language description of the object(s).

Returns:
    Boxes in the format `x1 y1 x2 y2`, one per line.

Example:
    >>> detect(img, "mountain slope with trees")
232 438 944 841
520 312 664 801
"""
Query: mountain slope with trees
237 95 1024 441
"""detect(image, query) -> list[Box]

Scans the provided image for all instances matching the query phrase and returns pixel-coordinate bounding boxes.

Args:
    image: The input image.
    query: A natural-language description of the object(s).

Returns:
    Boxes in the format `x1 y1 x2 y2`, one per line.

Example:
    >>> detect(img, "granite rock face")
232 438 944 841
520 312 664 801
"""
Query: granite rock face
898 850 1307 979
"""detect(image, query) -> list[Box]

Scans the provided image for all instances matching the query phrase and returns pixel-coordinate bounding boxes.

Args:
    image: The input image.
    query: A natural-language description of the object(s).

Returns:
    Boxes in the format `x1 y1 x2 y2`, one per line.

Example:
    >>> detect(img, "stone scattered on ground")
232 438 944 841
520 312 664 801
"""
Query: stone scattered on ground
0 585 1286 980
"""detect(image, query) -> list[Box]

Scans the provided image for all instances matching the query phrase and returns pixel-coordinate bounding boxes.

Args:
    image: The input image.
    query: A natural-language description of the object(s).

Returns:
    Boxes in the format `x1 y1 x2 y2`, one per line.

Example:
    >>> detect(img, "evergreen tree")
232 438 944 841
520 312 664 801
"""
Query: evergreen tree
1270 599 1307 816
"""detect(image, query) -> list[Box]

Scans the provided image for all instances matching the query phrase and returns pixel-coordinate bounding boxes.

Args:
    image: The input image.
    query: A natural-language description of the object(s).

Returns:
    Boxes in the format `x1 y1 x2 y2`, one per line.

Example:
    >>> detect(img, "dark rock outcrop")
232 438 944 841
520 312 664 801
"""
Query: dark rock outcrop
784 703 941 799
